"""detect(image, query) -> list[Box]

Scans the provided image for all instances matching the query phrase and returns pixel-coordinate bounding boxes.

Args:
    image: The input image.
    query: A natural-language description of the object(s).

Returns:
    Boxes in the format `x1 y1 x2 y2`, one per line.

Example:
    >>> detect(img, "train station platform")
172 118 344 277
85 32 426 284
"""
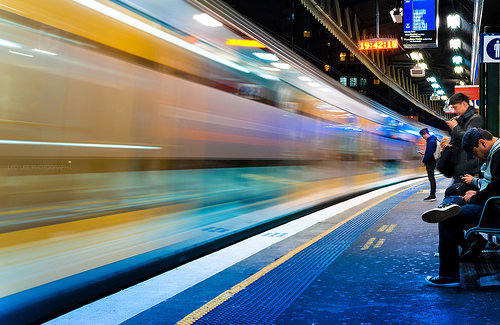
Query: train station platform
46 177 500 324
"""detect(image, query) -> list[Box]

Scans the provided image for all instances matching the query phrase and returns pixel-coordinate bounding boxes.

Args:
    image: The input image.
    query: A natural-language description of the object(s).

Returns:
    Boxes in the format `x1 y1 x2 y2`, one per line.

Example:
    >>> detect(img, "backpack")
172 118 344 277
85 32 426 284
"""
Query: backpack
433 140 441 160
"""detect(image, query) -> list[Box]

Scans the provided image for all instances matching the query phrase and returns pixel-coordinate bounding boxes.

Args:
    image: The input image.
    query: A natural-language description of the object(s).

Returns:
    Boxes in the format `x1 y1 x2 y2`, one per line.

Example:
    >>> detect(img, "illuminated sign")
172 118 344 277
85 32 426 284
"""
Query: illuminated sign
226 39 266 48
358 38 398 50
403 0 438 48
455 85 479 100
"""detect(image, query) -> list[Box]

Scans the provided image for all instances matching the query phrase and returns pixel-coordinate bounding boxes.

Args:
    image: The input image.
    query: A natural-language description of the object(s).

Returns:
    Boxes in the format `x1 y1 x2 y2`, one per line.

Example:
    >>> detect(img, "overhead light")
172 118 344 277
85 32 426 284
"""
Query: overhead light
193 13 222 27
410 51 423 61
0 38 21 48
452 55 463 64
71 0 249 73
437 89 445 95
418 63 428 70
271 62 291 69
447 14 461 29
260 66 280 71
298 76 312 82
308 82 321 87
431 83 441 88
319 88 331 92
450 38 461 49
253 52 279 61
459 81 465 85
441 95 448 100
426 77 437 83
454 66 464 74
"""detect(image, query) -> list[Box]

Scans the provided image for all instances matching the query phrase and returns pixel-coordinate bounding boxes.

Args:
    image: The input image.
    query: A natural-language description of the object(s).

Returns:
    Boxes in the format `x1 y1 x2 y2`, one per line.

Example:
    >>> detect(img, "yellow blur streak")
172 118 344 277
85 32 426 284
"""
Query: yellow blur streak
0 204 185 248
176 188 408 325
225 39 266 48
0 0 202 76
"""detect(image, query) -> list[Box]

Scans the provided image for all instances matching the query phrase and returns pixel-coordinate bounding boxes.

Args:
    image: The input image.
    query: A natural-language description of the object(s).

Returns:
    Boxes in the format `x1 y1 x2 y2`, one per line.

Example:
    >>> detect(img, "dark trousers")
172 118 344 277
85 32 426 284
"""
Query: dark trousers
425 162 436 196
438 196 483 278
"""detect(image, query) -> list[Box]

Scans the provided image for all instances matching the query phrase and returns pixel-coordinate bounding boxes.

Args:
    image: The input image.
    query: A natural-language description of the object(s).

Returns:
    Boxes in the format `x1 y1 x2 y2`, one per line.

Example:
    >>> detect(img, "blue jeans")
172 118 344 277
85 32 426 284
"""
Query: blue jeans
437 196 484 278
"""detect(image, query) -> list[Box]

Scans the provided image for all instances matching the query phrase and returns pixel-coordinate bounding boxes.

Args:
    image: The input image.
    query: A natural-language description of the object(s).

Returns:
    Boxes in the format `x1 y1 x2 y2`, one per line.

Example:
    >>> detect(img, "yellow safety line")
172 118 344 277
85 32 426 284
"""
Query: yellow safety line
377 225 389 232
374 238 385 248
386 224 397 232
361 237 376 250
176 182 422 325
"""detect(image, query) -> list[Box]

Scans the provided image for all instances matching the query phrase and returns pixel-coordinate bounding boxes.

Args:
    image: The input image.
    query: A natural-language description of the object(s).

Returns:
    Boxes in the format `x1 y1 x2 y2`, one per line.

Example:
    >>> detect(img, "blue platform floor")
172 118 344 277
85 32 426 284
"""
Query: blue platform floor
49 178 500 324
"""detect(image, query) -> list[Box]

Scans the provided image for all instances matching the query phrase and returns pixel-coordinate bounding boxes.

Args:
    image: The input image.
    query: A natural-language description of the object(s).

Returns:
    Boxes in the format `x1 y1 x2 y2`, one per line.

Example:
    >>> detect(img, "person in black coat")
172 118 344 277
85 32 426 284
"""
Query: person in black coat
419 128 438 201
445 93 484 184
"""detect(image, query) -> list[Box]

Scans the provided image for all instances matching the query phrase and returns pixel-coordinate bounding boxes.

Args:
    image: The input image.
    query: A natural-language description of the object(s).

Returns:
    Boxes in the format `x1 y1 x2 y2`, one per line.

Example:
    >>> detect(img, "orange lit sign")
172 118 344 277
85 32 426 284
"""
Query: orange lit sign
455 85 479 100
226 39 266 48
358 39 398 50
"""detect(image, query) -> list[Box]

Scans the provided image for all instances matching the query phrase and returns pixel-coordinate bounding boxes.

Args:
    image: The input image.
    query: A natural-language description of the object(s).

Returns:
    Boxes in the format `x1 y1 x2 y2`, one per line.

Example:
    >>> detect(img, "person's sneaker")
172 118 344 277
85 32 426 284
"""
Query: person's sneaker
423 195 437 202
421 204 461 223
425 275 460 287
460 235 487 261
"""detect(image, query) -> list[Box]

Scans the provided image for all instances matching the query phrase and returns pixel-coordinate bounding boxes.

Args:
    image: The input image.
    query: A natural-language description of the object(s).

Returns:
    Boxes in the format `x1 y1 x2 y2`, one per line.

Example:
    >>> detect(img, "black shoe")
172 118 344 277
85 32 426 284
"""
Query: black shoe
424 275 460 287
460 235 487 261
421 204 461 223
424 195 437 202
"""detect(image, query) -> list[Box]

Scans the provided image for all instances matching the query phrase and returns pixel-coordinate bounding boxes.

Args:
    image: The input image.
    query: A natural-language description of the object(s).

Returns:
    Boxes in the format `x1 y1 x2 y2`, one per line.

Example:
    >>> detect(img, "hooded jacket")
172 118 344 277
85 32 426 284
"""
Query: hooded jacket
422 134 437 165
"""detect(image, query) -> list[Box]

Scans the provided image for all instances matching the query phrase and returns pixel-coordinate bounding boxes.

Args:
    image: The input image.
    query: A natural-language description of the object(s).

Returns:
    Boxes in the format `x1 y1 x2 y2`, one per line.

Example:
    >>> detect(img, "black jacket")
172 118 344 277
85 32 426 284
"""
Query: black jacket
450 106 484 179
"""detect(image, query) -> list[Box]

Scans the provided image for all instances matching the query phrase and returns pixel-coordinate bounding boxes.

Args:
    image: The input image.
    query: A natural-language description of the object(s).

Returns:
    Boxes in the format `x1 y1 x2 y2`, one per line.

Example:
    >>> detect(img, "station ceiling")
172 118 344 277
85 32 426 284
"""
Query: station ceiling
222 0 499 129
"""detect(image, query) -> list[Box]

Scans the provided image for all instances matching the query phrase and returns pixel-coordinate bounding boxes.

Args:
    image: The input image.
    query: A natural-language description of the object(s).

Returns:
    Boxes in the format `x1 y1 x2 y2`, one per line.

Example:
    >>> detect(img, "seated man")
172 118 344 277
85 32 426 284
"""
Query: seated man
421 128 500 287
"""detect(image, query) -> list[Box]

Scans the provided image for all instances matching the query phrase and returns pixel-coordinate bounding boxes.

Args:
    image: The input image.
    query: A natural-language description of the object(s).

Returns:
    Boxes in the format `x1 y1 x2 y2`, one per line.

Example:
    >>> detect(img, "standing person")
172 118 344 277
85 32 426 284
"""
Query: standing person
444 93 484 184
421 128 500 287
419 128 437 201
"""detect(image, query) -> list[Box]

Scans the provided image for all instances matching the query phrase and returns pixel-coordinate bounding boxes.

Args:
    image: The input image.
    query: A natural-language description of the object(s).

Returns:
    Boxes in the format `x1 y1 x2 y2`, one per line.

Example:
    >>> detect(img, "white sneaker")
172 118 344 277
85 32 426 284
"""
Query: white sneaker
421 204 461 223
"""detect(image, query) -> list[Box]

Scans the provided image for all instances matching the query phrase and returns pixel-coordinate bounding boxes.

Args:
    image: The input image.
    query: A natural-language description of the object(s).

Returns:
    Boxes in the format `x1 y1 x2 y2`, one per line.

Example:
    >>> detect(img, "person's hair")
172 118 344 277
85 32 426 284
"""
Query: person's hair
419 128 429 136
448 92 470 106
479 129 493 142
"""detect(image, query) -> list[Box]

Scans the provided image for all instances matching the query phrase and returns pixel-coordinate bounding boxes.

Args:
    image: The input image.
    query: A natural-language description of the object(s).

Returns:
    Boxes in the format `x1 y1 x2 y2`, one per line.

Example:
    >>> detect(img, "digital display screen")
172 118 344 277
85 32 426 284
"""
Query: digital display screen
358 39 398 50
403 0 438 48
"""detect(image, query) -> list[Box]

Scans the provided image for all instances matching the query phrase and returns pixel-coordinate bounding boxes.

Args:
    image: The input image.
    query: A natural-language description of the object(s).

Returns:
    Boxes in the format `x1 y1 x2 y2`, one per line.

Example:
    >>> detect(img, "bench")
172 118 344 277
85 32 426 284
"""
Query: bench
464 196 500 242
462 196 500 287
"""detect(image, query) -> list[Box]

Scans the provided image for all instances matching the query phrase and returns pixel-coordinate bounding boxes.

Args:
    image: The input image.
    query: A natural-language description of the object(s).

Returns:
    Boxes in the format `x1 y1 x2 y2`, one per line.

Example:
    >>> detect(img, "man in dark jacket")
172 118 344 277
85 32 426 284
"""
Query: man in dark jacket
445 93 484 183
419 128 437 201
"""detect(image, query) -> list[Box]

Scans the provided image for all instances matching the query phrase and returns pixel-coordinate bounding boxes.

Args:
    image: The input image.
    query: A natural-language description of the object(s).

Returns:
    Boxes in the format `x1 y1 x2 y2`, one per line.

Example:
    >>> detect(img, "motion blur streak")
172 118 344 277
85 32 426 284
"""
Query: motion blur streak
0 139 162 149
72 0 250 72
0 0 445 323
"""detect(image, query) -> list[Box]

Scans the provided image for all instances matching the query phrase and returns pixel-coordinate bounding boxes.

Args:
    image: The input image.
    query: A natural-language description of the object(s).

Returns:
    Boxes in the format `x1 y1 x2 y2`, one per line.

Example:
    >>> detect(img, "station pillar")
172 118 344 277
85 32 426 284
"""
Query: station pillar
485 63 499 136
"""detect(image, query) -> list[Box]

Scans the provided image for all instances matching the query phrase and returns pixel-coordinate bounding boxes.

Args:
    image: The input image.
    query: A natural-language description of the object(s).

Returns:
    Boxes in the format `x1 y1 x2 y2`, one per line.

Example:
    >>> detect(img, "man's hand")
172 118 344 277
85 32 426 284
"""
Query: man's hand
445 119 458 130
461 174 474 185
462 190 477 202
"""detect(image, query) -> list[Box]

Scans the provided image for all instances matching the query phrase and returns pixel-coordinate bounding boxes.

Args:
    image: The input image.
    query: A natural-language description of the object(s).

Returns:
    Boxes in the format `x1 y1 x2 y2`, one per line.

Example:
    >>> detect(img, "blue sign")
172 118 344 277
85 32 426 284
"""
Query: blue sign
482 34 500 63
403 0 438 48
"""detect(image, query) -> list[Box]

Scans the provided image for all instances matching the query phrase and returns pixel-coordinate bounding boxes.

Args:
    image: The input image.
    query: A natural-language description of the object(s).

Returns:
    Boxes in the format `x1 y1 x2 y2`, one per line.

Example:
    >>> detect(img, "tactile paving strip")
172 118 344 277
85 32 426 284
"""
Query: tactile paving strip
194 184 425 324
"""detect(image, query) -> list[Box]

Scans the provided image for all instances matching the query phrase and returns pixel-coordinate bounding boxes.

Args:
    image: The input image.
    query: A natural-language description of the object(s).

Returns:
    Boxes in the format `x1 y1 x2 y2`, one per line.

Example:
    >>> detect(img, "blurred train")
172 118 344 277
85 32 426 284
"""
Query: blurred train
0 0 446 323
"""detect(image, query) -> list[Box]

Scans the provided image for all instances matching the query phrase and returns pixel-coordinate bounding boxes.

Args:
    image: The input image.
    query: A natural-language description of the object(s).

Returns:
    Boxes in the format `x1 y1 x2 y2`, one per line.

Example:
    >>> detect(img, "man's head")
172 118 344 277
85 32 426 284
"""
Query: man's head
448 92 470 116
419 128 430 140
462 128 494 160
